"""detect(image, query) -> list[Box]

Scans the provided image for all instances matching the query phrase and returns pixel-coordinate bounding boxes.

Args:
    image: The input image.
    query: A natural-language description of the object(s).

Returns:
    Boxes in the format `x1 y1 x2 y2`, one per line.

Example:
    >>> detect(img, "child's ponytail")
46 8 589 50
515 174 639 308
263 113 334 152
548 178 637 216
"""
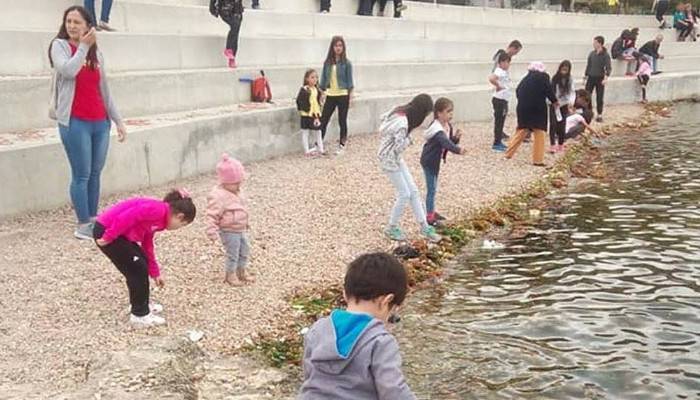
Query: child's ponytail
164 189 197 222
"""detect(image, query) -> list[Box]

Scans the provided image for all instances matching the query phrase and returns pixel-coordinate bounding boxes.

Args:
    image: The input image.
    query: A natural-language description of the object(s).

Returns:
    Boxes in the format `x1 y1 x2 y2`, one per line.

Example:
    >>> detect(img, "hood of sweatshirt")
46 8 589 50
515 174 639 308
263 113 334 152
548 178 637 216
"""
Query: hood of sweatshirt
423 119 445 141
305 309 388 375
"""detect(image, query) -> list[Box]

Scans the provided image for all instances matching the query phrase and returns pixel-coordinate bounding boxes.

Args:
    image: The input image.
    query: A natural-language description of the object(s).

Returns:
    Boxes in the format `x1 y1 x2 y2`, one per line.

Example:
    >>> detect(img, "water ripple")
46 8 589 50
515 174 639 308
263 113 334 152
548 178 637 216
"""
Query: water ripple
399 103 700 399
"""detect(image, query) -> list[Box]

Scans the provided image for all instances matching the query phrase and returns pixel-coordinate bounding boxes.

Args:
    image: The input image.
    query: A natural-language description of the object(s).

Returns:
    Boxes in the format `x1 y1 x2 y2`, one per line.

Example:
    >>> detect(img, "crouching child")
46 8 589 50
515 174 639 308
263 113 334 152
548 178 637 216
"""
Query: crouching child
299 252 416 400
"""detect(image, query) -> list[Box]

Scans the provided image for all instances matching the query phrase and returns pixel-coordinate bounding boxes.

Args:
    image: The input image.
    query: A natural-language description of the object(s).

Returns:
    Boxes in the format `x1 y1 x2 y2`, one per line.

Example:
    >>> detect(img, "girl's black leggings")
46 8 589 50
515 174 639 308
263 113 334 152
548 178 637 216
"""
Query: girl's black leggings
94 222 151 317
320 95 350 145
221 12 243 55
549 104 569 146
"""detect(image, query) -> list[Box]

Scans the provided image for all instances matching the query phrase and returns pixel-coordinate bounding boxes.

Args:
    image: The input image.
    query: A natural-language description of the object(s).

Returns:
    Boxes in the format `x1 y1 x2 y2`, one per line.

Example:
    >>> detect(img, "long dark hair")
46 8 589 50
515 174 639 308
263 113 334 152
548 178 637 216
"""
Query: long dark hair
48 6 99 70
552 60 572 96
325 36 348 65
394 93 434 132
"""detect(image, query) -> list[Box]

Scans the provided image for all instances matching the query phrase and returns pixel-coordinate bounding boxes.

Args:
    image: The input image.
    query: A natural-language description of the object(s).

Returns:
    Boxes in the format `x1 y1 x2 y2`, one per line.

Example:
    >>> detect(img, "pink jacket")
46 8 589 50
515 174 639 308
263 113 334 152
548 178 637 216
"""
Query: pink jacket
97 198 170 278
637 62 652 78
205 185 249 240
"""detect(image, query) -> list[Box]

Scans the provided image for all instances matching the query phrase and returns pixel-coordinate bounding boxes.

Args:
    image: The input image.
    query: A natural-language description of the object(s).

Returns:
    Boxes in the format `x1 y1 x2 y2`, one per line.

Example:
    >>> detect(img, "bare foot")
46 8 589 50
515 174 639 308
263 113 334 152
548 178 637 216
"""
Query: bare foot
237 270 255 285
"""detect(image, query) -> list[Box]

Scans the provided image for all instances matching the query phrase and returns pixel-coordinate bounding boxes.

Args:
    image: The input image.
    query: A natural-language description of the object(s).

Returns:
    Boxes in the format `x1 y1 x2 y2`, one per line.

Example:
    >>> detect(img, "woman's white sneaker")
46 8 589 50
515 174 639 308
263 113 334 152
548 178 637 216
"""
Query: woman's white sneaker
130 313 166 328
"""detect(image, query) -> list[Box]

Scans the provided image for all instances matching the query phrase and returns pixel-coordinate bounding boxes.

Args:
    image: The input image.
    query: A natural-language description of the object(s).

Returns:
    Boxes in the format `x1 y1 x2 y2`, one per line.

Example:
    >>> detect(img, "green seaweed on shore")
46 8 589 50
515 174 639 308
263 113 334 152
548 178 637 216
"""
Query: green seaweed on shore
247 102 674 369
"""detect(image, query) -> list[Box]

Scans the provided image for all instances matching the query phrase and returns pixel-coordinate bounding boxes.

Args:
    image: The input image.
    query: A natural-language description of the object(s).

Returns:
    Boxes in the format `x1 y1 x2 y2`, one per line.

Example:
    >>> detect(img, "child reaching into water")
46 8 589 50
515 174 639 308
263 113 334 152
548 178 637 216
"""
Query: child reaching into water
206 154 253 286
296 69 325 156
378 93 441 243
565 106 600 142
636 55 653 103
420 97 466 226
94 189 196 328
299 252 416 400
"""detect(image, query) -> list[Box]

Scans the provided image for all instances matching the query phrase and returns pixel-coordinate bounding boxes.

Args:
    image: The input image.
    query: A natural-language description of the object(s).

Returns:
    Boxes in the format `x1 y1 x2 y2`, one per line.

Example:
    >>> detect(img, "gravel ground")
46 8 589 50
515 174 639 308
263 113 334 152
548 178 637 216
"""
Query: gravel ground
0 104 643 393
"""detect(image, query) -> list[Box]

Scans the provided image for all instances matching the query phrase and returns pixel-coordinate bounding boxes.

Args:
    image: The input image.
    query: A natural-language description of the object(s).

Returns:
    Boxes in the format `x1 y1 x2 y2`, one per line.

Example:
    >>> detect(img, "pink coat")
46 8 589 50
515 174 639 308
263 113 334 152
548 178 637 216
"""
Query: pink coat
97 198 170 278
637 62 652 78
205 185 249 240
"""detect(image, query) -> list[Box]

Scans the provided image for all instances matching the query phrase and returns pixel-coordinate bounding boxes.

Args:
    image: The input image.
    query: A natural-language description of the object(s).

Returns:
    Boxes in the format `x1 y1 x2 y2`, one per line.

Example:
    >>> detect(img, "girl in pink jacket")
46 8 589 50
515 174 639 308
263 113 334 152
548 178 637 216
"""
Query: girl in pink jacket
636 54 653 103
206 154 252 286
93 189 196 328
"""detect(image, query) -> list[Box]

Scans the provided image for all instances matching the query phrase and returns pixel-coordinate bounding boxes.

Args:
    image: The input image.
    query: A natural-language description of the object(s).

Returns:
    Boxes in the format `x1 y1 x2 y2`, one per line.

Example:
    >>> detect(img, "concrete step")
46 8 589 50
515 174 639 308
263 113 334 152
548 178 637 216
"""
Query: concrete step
2 0 661 32
2 71 699 217
4 29 696 76
2 55 697 133
3 0 669 41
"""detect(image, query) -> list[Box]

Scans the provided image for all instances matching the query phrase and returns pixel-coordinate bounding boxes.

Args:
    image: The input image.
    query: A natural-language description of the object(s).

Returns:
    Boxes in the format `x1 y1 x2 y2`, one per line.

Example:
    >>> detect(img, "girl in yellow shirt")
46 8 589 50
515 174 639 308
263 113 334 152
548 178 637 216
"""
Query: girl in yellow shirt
296 69 325 156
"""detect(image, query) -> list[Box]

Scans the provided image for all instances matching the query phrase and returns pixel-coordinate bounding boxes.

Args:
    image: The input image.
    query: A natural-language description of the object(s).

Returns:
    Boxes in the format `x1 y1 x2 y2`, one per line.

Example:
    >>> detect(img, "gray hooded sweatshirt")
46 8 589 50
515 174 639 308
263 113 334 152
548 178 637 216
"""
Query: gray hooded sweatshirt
299 309 416 400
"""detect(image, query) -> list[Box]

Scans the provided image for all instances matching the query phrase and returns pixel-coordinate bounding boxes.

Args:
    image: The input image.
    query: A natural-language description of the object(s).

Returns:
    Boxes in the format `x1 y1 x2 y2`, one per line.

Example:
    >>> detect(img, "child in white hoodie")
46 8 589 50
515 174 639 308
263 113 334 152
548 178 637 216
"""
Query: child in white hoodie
420 97 465 226
377 93 440 243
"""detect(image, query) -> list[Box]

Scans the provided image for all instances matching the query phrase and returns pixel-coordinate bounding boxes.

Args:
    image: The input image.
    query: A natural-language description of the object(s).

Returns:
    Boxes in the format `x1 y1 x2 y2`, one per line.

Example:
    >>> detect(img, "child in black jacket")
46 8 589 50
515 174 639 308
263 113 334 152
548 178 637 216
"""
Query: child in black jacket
296 69 324 156
420 98 465 226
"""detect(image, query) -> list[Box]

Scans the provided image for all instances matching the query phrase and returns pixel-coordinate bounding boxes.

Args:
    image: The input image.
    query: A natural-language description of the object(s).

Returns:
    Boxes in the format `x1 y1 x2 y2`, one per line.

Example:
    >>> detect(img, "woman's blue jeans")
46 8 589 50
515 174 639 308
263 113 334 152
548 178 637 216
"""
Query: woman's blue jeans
59 117 110 224
84 0 114 24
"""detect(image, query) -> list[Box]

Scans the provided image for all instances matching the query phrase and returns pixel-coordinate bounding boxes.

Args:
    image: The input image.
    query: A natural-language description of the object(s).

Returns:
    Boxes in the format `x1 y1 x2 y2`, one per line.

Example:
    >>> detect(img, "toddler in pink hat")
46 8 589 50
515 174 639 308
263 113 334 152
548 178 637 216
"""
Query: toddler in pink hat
206 153 253 286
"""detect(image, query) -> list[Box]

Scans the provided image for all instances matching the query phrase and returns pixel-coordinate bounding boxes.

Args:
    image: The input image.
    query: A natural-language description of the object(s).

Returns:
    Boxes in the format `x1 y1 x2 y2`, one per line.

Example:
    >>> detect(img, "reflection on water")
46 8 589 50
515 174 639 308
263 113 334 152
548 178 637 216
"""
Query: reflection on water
399 103 700 399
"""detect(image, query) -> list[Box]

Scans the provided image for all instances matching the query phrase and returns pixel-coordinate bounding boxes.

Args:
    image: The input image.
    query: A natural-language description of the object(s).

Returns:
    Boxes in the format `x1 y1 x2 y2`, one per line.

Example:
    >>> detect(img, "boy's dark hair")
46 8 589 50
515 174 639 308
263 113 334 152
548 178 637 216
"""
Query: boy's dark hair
497 52 512 64
163 189 197 223
344 253 408 307
594 35 605 45
508 40 522 50
433 97 454 118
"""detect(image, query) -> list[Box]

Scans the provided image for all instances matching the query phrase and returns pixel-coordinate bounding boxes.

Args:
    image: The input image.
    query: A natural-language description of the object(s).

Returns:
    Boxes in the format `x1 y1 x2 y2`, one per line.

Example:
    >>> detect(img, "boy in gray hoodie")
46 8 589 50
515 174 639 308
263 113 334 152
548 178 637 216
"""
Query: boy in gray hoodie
299 252 416 400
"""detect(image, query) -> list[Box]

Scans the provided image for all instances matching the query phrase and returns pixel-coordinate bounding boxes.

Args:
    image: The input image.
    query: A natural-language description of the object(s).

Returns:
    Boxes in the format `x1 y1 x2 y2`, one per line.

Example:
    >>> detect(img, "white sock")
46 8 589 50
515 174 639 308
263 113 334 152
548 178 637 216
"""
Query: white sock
301 129 310 153
314 130 324 153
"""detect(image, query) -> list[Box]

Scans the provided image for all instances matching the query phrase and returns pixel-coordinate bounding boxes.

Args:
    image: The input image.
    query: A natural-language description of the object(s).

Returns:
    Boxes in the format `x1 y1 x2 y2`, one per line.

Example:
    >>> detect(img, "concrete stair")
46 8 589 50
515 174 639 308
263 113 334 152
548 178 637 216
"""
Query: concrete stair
0 0 698 216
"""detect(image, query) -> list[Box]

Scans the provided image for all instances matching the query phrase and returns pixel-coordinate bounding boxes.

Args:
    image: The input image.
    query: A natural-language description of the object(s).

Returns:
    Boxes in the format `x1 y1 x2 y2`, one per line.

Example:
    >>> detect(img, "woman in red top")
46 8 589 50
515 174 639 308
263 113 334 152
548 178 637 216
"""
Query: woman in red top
49 6 127 240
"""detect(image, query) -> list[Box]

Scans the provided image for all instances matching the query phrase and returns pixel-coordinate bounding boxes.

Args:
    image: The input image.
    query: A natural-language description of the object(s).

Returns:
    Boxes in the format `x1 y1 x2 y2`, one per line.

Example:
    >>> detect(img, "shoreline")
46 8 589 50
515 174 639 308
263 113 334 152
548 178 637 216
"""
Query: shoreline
248 101 674 391
0 102 669 398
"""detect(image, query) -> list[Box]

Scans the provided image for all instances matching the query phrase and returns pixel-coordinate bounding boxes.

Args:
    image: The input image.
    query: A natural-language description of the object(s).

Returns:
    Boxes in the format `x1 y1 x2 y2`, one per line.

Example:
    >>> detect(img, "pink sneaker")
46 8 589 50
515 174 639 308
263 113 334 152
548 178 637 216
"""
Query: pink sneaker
548 145 557 154
223 49 237 68
557 144 565 152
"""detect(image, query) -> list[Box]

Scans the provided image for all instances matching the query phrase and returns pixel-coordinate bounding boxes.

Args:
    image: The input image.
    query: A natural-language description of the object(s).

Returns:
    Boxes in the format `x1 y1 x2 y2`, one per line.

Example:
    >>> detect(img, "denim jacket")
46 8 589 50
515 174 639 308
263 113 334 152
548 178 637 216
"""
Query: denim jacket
320 60 354 92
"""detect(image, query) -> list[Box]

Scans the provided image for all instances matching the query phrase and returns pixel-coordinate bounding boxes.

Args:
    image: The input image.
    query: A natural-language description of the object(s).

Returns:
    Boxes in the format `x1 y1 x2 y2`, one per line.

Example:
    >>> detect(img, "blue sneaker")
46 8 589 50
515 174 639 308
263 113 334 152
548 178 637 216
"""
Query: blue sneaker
492 143 507 152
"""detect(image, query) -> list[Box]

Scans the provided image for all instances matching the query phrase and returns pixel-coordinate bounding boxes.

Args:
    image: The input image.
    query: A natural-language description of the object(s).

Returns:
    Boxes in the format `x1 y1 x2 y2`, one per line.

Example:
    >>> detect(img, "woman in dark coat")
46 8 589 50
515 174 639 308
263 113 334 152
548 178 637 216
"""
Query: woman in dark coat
505 62 559 166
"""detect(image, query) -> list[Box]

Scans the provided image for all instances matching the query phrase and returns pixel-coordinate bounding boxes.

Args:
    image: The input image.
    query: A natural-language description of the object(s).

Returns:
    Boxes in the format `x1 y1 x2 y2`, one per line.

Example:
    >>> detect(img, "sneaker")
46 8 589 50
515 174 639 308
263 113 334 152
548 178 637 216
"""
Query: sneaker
223 49 236 68
335 144 345 155
651 71 662 75
74 223 94 240
384 226 406 241
595 115 604 123
396 4 408 12
98 21 116 32
421 225 442 243
427 212 438 226
492 143 507 152
321 10 329 13
556 144 565 153
251 3 260 9
125 303 163 314
548 145 557 154
130 313 166 328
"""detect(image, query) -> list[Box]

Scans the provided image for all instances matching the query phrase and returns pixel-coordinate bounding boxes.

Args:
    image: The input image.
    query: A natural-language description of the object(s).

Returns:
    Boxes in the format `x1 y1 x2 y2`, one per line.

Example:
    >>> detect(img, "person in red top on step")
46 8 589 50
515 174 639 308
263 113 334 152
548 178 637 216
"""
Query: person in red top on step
49 6 126 240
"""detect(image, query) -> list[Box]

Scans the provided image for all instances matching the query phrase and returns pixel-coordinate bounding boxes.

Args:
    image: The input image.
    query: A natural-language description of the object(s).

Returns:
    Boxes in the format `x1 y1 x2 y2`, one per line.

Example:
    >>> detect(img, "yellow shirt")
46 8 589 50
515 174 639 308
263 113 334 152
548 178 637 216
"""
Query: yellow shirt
300 87 322 118
326 65 349 97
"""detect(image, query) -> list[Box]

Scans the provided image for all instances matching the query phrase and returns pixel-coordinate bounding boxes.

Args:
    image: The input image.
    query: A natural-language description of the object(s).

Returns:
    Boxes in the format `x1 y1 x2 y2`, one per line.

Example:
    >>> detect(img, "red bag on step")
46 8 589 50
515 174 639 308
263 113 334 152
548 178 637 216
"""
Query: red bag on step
251 70 272 103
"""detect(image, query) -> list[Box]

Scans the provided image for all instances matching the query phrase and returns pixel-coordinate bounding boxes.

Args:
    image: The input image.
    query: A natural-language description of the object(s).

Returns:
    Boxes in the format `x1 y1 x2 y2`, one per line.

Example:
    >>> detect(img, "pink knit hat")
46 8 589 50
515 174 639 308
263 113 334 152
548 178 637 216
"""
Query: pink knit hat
216 153 245 184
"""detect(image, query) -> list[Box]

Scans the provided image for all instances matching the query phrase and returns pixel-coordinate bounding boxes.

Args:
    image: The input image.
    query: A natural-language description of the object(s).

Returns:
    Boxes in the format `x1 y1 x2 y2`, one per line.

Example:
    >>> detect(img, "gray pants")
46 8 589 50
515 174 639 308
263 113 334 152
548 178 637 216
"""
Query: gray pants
385 159 428 228
220 231 250 272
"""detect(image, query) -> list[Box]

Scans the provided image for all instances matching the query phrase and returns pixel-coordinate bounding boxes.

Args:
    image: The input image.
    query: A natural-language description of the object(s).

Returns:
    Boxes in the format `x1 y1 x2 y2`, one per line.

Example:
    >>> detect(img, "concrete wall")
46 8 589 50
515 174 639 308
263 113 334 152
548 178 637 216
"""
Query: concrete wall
2 72 699 217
